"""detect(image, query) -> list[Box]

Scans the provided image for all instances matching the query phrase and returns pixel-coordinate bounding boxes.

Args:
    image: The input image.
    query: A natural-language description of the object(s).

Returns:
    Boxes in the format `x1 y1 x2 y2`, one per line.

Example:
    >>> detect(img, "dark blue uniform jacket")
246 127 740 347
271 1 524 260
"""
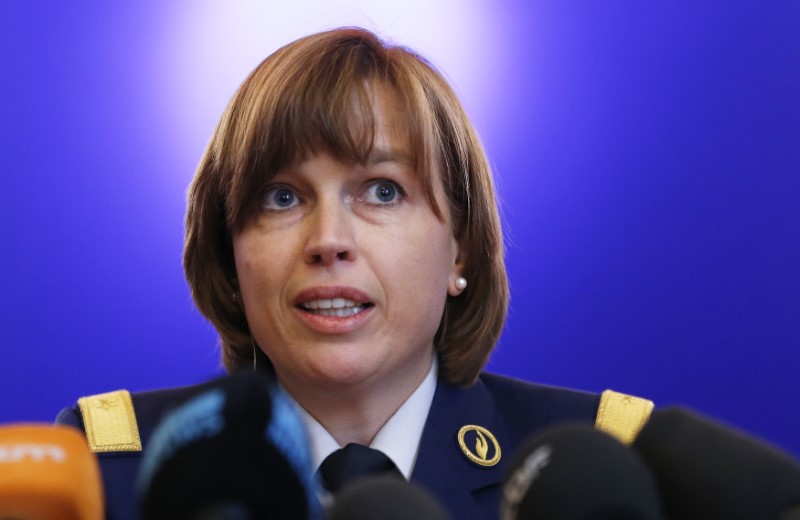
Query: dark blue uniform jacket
57 372 603 520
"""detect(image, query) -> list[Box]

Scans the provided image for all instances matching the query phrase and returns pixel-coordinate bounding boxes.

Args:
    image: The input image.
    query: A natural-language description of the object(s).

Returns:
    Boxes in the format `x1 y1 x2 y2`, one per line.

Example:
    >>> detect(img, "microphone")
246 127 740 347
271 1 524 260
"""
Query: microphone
0 423 104 520
327 475 451 520
500 423 663 520
136 371 322 520
633 407 800 520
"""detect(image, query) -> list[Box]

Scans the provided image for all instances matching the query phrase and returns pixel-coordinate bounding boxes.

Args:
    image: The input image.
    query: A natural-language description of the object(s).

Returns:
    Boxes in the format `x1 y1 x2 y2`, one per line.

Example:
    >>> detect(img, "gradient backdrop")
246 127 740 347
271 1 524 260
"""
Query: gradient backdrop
2 2 798 458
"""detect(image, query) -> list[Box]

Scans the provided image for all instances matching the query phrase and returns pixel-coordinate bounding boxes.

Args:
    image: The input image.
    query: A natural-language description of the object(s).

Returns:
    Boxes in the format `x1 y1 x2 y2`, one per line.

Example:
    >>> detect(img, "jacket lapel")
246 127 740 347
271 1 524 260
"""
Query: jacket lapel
411 377 509 520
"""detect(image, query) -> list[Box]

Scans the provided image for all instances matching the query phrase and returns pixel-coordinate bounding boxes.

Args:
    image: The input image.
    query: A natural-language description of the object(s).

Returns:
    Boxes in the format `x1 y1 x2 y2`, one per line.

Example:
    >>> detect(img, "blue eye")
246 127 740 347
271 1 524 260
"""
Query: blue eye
363 181 401 205
262 186 299 210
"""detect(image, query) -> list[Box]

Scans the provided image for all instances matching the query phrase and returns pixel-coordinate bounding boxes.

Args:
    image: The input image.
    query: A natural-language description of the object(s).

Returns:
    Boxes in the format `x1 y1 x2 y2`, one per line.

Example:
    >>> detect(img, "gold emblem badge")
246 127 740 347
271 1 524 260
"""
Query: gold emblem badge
457 425 501 467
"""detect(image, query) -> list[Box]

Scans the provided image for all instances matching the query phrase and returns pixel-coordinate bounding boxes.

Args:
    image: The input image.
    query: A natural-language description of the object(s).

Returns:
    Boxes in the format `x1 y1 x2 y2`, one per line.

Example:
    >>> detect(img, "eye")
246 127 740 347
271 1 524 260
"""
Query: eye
261 186 300 211
362 180 403 205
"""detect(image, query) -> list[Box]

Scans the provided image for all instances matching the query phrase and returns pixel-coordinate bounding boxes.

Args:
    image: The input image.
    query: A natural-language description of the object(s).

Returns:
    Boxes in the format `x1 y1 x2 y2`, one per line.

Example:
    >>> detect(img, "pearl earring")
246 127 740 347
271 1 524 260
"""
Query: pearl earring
455 277 468 291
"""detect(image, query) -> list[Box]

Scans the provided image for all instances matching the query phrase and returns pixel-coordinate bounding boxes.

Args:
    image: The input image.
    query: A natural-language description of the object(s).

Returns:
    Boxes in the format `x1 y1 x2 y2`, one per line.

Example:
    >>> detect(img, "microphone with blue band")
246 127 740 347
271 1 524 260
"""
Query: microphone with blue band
136 371 322 520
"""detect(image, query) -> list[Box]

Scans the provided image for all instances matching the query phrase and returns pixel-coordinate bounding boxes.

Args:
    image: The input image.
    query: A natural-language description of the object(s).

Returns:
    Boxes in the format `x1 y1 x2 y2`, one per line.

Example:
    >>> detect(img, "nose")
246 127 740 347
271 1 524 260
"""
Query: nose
303 198 357 266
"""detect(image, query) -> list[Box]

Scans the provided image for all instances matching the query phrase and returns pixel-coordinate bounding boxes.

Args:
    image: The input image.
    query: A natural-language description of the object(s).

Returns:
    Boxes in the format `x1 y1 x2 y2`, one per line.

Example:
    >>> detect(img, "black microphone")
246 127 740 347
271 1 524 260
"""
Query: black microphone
500 423 663 520
327 475 451 520
633 407 800 520
136 371 323 520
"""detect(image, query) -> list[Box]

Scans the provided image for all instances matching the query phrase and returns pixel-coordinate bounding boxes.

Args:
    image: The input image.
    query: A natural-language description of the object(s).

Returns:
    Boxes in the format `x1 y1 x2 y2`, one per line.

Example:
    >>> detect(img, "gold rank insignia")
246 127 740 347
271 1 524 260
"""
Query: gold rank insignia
595 389 654 445
457 425 501 467
78 389 142 453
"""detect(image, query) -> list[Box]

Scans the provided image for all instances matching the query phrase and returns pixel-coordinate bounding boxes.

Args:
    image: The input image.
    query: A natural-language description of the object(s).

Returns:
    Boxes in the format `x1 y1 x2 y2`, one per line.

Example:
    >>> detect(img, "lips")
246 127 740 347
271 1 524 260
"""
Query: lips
301 298 371 317
292 286 375 334
293 287 374 318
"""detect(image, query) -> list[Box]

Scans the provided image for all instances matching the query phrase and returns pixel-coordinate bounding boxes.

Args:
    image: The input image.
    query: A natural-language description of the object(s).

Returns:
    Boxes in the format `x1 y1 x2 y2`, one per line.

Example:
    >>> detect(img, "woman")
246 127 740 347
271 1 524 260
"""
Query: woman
58 27 652 519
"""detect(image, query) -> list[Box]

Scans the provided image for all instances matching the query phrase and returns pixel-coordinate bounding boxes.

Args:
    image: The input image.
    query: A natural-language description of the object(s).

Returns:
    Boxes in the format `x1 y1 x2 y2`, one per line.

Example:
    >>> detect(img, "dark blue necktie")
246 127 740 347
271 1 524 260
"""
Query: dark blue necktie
318 443 402 494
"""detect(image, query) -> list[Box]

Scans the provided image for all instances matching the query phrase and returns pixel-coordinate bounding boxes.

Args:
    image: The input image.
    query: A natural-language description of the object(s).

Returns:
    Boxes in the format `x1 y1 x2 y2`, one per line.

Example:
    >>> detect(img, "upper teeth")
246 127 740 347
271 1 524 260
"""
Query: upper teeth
303 298 359 310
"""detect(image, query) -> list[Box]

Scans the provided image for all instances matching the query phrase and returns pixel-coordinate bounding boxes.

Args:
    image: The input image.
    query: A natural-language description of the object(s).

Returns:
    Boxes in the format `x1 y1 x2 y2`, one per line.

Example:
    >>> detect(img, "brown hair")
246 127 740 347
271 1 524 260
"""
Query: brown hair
183 27 508 386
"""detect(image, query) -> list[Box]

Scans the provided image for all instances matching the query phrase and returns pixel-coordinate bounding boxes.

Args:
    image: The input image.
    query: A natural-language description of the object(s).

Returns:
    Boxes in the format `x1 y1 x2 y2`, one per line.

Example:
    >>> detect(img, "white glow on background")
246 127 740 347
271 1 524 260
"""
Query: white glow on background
155 0 503 160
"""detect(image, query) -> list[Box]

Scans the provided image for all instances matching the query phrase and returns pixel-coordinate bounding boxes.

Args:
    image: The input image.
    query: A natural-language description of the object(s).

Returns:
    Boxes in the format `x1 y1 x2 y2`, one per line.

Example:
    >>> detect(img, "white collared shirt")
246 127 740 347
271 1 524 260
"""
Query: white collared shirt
292 356 438 480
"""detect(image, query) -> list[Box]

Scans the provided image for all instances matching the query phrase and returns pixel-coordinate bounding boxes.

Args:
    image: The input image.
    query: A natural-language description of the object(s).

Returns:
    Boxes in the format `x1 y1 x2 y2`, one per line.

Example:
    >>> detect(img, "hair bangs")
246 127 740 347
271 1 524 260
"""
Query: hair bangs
223 30 452 232
275 76 379 172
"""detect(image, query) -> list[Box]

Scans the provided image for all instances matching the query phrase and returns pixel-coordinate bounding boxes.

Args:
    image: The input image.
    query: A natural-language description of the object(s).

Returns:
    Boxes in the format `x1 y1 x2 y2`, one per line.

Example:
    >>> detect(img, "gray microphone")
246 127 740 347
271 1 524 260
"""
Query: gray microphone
634 407 800 520
500 423 663 519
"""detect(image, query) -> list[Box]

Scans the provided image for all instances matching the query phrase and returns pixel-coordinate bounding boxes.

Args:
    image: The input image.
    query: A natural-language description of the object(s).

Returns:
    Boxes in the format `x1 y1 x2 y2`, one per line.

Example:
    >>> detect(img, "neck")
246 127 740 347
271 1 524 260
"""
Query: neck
280 355 434 446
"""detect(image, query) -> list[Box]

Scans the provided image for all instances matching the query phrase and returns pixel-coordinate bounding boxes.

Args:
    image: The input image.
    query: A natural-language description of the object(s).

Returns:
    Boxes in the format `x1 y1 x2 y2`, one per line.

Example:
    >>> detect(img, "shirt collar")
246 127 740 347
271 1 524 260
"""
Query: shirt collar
292 356 438 480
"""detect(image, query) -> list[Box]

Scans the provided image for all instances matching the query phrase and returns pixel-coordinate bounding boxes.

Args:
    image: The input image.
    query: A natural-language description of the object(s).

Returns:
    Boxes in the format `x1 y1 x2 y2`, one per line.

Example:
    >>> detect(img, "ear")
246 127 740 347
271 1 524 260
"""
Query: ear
230 276 243 309
447 244 468 297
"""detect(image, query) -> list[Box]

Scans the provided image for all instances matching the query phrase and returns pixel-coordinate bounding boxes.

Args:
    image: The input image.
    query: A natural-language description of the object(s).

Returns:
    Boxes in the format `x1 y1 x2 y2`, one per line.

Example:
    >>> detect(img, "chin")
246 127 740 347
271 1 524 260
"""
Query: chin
312 361 378 388
295 345 374 381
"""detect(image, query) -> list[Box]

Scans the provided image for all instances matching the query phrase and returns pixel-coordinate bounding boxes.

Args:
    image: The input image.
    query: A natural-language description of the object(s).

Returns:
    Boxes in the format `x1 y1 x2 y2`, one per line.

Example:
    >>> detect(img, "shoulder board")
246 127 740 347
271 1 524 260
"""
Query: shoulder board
594 389 654 445
77 389 142 453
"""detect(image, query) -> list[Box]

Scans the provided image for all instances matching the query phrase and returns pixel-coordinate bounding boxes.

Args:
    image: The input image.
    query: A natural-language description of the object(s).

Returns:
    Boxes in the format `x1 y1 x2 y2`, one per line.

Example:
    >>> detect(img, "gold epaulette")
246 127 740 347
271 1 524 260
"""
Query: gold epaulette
77 390 142 453
594 389 654 445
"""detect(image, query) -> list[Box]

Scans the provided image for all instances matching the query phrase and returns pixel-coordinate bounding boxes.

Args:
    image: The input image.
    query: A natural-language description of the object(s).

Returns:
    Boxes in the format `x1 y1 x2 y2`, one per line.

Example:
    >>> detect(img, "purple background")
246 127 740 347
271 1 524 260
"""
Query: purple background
2 2 798 458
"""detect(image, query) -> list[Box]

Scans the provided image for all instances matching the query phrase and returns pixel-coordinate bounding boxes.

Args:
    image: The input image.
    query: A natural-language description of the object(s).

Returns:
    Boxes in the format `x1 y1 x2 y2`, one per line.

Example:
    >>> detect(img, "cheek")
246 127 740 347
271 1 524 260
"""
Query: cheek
233 235 285 301
381 222 455 296
386 240 452 345
417 221 457 271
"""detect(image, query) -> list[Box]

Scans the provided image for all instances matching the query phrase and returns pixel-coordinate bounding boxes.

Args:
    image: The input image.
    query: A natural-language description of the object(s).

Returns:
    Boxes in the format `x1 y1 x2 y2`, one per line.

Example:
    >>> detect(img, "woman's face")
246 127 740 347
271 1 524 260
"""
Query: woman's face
233 89 463 397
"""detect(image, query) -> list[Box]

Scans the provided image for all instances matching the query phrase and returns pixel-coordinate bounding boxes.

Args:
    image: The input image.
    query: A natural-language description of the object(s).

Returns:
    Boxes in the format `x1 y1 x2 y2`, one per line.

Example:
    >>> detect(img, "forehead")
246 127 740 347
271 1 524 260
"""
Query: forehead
367 86 412 152
315 82 413 161
277 82 428 181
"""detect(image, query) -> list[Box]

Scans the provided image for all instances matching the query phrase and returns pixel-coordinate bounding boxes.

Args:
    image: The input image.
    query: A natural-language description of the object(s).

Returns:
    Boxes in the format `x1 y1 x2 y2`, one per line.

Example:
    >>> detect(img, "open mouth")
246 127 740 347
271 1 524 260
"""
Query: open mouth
298 298 374 318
